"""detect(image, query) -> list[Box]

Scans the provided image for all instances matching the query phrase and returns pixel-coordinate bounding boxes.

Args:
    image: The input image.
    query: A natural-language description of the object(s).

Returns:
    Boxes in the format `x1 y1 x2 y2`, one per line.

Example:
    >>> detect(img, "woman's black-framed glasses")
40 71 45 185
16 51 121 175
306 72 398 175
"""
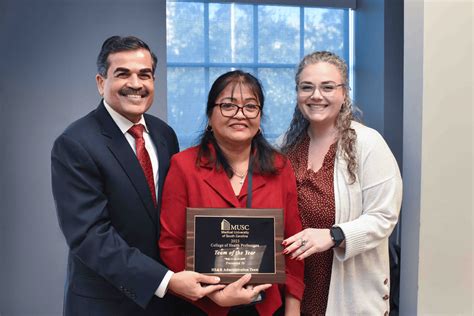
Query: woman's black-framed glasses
216 103 261 119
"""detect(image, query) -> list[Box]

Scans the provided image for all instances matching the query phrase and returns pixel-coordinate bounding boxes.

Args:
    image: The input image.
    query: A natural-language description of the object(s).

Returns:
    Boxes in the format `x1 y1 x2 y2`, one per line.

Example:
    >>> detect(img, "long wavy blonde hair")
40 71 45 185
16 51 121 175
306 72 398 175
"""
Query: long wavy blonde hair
281 51 361 183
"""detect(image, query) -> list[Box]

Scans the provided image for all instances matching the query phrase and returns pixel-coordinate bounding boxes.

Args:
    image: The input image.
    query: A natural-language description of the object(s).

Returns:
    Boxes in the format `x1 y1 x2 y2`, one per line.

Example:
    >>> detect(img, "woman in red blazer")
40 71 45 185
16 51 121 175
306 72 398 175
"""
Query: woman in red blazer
159 70 304 315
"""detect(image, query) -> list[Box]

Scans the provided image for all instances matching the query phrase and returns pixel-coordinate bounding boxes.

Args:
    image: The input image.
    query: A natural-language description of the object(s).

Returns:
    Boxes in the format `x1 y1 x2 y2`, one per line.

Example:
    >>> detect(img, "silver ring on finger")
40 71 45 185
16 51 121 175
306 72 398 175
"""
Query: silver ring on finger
298 237 303 247
300 238 307 248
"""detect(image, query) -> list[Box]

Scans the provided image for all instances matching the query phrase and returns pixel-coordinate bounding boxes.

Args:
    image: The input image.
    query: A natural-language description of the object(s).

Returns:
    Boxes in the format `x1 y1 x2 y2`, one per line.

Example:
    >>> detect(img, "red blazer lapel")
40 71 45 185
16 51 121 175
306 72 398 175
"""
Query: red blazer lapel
197 143 267 208
202 167 267 208
202 169 241 208
238 172 266 202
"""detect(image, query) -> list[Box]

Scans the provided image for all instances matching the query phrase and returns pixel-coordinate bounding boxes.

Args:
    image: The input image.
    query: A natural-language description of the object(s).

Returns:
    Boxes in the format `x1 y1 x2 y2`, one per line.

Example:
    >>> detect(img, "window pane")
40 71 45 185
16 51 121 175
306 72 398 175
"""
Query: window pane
209 4 254 63
167 67 206 149
258 6 300 64
167 2 204 62
304 8 346 58
258 68 296 142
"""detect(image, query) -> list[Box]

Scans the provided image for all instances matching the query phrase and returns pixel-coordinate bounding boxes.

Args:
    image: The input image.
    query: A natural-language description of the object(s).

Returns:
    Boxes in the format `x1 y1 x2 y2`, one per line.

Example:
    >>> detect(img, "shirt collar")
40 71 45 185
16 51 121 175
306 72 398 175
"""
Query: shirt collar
103 100 149 134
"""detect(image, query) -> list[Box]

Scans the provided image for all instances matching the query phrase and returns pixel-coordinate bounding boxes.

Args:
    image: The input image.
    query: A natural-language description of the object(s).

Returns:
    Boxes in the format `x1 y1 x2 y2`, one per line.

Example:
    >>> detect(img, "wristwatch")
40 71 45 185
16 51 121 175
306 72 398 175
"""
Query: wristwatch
329 226 345 248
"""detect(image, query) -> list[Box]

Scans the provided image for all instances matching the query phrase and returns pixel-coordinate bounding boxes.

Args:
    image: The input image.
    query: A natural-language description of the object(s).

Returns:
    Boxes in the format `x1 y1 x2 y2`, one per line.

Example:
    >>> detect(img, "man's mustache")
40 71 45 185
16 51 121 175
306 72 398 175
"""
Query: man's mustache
119 87 149 97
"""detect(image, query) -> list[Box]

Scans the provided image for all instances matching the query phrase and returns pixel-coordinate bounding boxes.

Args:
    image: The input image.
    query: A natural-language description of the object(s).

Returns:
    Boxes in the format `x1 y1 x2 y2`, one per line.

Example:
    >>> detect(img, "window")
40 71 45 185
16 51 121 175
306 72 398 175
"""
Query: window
167 1 351 148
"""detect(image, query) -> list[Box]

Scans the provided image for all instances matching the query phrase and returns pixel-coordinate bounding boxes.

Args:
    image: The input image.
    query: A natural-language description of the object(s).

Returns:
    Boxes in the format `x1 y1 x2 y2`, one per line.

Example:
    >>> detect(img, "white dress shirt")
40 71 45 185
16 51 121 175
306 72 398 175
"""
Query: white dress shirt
103 101 173 298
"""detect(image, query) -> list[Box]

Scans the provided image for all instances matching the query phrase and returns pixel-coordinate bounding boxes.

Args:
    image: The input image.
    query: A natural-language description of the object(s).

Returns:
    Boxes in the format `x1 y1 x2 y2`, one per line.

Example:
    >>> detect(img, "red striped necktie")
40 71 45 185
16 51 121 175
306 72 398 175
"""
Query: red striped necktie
128 124 157 207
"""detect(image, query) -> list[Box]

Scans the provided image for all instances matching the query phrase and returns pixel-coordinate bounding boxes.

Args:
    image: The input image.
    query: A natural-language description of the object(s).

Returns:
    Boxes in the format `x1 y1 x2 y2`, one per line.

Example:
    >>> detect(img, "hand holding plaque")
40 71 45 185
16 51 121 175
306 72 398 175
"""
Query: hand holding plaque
186 208 285 284
167 270 225 301
207 273 272 307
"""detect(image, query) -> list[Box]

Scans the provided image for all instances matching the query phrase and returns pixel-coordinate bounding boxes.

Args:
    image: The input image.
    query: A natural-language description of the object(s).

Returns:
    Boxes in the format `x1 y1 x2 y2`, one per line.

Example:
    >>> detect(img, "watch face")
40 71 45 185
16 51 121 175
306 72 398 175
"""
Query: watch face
331 227 344 242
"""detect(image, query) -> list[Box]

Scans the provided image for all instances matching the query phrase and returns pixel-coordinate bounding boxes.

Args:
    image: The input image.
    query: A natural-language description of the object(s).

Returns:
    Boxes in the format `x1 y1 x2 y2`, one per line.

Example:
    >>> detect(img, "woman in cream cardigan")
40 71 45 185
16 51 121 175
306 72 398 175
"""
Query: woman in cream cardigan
281 51 402 315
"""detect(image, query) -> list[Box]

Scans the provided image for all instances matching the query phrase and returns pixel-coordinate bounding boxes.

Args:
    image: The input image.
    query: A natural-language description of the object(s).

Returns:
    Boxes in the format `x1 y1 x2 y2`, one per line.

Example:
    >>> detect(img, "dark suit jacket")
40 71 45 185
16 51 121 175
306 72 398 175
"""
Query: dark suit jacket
51 102 179 316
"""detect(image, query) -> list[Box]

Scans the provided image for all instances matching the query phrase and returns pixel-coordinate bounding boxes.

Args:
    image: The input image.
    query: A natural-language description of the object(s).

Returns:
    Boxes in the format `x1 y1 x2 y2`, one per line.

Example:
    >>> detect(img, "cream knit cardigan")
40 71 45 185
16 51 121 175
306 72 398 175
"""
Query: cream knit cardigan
326 121 402 315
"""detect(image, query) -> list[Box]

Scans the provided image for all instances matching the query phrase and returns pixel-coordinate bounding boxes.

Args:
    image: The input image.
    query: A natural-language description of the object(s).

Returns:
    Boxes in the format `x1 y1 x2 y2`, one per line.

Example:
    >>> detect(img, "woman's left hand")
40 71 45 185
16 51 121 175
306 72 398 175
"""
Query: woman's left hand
282 228 334 260
207 274 272 307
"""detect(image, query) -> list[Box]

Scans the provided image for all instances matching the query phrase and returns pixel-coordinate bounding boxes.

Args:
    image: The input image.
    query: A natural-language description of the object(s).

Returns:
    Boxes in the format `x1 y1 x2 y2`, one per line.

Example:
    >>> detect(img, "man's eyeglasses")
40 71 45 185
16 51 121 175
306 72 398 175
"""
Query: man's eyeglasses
216 103 261 119
297 83 345 97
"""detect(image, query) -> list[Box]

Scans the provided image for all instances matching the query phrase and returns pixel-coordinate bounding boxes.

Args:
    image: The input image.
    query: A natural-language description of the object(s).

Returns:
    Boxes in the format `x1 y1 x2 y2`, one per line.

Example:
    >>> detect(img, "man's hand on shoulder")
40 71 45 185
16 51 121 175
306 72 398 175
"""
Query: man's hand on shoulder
168 271 225 301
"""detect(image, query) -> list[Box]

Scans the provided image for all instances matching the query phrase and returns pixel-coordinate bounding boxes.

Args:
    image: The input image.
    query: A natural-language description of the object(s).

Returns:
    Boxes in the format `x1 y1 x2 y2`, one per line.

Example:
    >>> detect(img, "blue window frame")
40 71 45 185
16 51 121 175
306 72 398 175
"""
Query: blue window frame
167 1 352 148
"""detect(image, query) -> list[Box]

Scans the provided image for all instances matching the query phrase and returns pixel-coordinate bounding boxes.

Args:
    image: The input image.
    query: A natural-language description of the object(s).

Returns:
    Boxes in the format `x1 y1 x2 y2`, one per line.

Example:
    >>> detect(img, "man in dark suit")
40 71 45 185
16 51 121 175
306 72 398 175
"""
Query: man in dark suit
51 36 223 315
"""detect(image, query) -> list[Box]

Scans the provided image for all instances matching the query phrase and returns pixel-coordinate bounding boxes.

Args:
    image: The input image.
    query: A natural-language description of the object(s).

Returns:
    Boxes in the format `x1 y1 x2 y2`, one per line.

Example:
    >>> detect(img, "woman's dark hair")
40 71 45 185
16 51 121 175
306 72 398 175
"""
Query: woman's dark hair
196 70 280 177
96 35 158 77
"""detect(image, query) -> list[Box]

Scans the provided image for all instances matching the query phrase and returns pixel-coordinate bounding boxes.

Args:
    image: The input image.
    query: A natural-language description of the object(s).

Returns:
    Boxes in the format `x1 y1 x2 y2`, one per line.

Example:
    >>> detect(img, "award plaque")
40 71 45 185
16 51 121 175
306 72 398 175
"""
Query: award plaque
186 207 285 284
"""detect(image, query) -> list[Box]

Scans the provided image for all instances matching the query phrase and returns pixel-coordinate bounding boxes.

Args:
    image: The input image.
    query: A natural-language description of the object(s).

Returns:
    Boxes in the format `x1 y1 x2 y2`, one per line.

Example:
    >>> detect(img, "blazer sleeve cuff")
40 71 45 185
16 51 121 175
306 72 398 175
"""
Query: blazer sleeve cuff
284 273 305 300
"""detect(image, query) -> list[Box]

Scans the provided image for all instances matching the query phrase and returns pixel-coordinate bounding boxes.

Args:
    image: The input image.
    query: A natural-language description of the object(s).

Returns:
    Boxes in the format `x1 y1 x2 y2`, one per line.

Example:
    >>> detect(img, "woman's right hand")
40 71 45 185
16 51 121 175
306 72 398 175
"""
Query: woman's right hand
207 274 272 307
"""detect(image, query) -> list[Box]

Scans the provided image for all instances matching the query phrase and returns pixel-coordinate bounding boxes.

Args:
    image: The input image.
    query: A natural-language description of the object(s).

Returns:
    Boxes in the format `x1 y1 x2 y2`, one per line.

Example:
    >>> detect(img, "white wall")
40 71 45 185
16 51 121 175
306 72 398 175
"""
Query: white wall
401 0 473 314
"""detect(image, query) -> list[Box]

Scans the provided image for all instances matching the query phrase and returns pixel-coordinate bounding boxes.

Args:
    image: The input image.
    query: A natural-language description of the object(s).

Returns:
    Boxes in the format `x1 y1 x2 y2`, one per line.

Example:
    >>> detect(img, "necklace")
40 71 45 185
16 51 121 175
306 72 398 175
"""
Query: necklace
232 169 248 184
